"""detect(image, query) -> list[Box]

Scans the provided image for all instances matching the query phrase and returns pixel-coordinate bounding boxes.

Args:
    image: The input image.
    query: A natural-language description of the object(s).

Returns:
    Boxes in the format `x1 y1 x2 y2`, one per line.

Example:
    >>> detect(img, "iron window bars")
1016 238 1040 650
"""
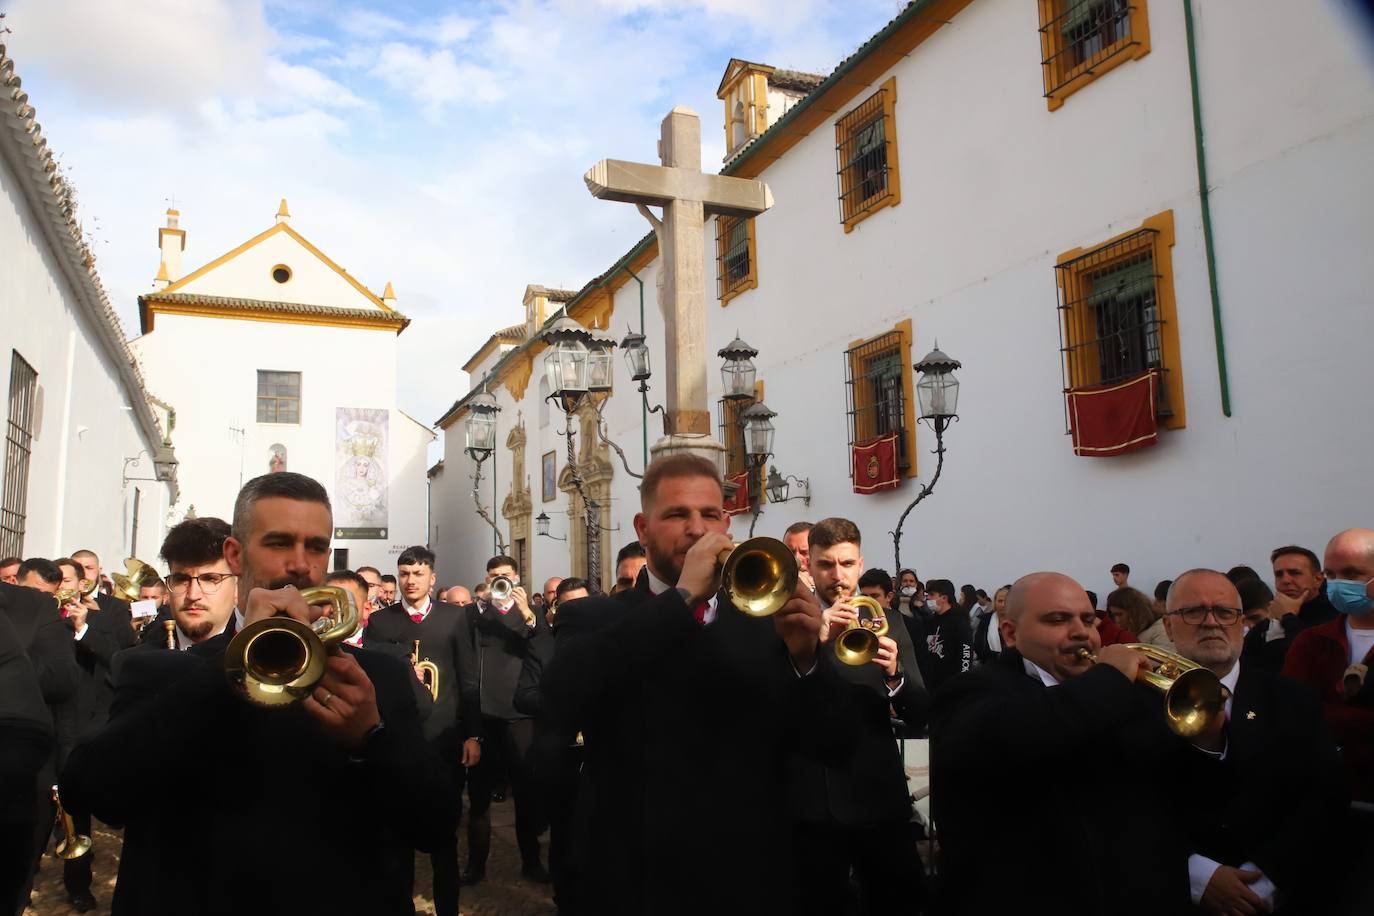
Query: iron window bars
716 216 753 301
835 88 894 225
844 330 908 478
1040 0 1138 97
2 351 38 557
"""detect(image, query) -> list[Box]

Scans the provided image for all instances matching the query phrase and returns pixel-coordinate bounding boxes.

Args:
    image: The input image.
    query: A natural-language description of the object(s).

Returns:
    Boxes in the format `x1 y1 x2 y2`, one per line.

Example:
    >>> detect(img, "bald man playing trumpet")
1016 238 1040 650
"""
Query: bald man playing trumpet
931 572 1192 915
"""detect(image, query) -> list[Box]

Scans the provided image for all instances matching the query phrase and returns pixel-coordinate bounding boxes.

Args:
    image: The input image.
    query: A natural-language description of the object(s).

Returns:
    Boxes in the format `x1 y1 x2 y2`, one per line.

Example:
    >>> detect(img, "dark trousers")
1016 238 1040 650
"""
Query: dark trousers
538 742 584 913
1 729 49 915
427 755 465 916
466 717 541 870
792 818 925 916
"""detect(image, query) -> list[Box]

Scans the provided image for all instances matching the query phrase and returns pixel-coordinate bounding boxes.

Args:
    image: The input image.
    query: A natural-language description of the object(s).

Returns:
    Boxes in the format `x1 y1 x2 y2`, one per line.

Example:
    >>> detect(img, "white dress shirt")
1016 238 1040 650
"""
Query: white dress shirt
1023 657 1060 687
403 595 433 622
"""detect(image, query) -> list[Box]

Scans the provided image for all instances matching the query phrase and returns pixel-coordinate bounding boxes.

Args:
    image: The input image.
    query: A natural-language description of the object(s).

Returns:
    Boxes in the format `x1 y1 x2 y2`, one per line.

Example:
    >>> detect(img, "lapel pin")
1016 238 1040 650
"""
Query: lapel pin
1245 710 1256 720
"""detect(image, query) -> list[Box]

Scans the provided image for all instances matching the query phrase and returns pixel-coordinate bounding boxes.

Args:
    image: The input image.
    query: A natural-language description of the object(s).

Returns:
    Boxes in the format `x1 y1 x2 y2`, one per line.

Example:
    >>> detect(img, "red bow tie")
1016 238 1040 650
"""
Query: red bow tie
410 612 423 624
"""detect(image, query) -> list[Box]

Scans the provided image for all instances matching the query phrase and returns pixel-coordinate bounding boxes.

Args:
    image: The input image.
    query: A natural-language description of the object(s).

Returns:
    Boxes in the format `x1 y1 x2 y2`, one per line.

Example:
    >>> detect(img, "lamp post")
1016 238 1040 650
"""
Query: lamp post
122 444 179 487
891 344 962 574
464 387 508 555
543 315 612 587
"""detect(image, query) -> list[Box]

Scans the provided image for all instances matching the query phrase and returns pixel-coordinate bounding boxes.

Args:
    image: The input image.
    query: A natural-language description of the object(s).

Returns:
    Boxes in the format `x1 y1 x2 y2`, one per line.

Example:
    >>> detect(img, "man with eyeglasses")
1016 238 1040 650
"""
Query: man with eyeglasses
1162 568 1345 914
151 518 239 651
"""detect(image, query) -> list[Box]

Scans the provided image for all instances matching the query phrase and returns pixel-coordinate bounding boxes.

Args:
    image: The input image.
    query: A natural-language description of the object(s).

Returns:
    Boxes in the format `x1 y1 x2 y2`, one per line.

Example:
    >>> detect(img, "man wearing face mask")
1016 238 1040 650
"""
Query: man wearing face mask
918 579 973 692
1283 528 1374 803
462 555 548 885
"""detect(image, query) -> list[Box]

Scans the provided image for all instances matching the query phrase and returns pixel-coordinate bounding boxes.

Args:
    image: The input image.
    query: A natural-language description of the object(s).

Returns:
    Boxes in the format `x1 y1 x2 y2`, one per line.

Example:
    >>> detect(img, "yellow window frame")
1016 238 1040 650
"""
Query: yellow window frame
1037 0 1151 111
845 318 918 478
835 76 901 233
1055 210 1185 429
716 215 758 305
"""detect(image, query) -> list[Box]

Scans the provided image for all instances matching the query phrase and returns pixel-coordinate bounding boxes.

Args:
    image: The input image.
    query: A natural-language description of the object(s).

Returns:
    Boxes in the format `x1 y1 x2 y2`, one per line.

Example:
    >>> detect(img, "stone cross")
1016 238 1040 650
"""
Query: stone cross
585 106 772 460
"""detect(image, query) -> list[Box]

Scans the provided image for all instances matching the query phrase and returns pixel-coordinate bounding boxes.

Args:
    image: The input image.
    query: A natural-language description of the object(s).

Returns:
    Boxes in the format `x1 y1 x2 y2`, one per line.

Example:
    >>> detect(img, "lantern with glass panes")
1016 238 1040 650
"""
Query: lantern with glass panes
535 511 566 541
718 334 759 401
766 465 810 505
463 387 509 553
892 343 962 575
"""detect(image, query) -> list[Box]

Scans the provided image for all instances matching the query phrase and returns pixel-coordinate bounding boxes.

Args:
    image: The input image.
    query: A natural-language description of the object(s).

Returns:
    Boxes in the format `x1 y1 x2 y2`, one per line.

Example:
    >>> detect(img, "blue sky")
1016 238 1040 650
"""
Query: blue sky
3 0 905 433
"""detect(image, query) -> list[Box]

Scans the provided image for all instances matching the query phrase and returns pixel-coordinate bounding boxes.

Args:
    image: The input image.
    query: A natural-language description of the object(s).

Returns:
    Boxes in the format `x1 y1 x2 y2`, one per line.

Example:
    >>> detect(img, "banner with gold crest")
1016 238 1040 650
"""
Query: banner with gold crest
851 433 901 495
334 407 389 539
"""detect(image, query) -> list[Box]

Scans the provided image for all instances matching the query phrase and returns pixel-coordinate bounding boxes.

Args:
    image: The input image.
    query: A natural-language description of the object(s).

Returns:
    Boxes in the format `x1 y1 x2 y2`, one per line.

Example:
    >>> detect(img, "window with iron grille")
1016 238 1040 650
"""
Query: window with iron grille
1 351 38 558
715 216 757 304
1038 0 1150 109
844 324 915 478
834 77 901 231
257 370 301 424
1055 211 1185 430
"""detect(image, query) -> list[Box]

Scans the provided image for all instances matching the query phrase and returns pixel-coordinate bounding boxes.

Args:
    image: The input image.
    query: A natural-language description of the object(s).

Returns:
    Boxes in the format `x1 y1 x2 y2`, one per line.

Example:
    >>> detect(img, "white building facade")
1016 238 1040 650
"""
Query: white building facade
432 0 1374 599
0 43 177 565
131 202 432 572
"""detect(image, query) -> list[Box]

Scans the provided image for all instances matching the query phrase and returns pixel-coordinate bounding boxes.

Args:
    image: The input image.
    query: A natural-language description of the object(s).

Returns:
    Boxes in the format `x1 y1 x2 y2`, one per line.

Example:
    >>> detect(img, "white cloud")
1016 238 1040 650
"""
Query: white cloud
266 59 370 109
3 0 273 110
371 43 505 115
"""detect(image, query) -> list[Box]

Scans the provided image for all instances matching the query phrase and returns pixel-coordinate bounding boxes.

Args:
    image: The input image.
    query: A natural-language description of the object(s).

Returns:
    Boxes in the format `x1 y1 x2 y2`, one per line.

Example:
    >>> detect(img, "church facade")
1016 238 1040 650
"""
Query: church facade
131 202 432 572
0 42 177 564
431 0 1374 597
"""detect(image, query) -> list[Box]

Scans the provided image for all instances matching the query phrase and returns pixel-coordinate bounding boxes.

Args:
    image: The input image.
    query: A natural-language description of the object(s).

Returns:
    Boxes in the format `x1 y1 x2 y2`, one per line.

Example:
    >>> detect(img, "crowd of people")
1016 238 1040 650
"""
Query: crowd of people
0 458 1371 915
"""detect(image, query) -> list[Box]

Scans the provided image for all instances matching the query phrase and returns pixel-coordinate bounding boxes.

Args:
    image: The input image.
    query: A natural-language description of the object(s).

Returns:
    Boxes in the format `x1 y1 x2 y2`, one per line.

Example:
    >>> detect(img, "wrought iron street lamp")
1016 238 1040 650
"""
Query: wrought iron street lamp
736 399 776 537
535 511 567 541
542 316 615 587
718 334 759 401
464 387 508 554
766 466 811 505
892 343 962 573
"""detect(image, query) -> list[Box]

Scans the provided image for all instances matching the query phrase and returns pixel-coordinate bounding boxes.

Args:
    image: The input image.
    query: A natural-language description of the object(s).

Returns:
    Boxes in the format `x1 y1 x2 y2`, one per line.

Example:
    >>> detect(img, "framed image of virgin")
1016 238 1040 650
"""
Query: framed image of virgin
542 451 557 503
334 407 388 539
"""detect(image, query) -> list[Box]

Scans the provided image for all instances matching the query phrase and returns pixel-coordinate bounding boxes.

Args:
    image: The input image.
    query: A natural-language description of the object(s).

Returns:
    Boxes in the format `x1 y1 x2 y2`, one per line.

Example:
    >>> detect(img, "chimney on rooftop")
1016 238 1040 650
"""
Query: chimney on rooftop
156 208 185 286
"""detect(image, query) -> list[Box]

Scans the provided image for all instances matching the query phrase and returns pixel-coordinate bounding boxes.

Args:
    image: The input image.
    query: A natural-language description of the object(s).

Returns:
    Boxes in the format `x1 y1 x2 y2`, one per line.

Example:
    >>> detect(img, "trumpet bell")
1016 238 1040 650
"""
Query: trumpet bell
56 833 93 860
719 537 799 618
1163 667 1227 738
490 576 514 603
834 595 890 666
223 586 359 707
111 558 157 603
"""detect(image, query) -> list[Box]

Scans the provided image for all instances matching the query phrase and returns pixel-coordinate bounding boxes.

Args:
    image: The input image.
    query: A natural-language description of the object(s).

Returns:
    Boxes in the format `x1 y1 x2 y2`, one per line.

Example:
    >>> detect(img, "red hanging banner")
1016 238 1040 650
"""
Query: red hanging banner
852 433 902 494
723 470 751 516
1067 370 1160 458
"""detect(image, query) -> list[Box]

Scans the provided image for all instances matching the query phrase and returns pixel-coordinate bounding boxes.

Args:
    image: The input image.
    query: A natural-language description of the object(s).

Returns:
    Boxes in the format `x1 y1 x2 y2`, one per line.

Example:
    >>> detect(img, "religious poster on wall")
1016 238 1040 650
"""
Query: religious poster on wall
334 407 389 539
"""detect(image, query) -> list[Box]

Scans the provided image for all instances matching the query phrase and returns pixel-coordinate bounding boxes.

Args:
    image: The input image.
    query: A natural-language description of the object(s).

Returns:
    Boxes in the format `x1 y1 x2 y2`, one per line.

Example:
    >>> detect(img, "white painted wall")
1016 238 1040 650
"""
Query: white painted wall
131 311 430 572
433 0 1374 601
0 151 173 565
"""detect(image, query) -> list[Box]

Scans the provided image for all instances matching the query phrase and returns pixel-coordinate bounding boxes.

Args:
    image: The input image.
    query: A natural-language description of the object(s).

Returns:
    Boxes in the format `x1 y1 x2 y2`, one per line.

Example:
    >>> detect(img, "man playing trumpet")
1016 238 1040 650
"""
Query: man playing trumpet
792 518 929 915
542 454 836 913
931 571 1193 914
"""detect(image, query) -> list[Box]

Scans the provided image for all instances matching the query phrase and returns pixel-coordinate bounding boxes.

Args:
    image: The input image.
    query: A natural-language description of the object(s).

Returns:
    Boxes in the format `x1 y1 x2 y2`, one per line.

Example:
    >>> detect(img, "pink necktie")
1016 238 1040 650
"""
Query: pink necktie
692 601 709 625
410 612 423 624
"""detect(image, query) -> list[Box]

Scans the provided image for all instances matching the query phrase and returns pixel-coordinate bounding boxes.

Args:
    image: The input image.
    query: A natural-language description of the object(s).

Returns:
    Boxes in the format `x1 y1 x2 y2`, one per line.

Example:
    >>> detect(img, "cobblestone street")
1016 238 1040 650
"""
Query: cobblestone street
25 799 556 916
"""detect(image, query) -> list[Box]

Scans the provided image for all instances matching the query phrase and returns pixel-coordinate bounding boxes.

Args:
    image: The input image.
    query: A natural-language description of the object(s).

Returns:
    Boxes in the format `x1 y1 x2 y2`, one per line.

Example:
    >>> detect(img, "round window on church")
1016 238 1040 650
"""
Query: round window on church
271 264 292 284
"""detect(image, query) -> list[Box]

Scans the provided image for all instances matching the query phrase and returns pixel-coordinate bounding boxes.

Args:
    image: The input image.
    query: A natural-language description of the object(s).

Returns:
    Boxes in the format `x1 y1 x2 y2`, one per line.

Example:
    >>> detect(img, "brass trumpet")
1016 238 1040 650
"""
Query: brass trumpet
164 619 176 650
111 558 157 603
223 586 359 707
1077 644 1225 738
833 592 890 666
716 537 799 617
490 575 515 603
52 786 91 859
413 640 440 702
54 588 81 609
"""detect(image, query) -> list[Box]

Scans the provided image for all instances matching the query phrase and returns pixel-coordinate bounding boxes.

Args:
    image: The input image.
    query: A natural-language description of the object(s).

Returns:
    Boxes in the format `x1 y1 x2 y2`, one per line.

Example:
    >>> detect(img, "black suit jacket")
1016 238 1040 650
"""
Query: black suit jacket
1242 592 1338 675
0 582 77 710
465 599 545 721
1178 664 1346 910
61 633 457 916
363 600 480 751
72 593 134 732
931 649 1191 916
786 599 929 828
541 578 849 914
